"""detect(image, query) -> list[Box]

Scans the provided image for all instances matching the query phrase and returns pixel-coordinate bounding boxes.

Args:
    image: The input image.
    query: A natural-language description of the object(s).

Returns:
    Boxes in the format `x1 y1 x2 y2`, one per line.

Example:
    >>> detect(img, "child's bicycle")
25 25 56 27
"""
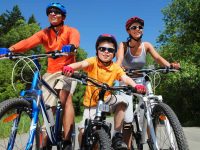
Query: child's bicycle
124 67 189 150
0 51 76 150
71 73 138 150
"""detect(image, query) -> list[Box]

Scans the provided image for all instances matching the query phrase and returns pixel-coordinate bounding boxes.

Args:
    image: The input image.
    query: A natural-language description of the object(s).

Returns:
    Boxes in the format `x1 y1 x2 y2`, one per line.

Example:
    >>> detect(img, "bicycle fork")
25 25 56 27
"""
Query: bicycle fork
144 97 159 150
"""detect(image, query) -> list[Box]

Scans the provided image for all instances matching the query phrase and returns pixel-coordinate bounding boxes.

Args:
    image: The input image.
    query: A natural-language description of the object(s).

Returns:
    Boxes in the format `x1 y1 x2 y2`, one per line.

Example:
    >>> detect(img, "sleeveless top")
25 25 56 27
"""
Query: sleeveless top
122 42 146 69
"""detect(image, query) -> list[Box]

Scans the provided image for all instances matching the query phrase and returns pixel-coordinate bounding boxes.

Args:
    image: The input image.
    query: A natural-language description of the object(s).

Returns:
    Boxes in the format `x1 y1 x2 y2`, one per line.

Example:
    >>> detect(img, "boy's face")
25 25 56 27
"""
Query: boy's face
97 42 115 63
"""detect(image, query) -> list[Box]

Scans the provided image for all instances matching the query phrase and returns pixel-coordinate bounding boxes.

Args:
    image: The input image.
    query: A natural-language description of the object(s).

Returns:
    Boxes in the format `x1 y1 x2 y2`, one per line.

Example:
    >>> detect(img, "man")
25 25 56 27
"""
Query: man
0 2 80 149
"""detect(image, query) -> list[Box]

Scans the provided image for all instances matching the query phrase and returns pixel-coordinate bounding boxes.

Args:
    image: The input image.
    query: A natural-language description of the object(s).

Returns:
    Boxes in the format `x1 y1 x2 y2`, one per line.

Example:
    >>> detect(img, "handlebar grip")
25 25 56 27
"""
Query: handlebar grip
71 73 87 80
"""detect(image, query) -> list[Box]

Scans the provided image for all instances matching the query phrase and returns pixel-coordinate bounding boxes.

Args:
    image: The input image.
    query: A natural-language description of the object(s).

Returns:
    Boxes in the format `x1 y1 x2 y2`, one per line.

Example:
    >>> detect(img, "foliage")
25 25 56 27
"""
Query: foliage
0 5 24 38
156 0 200 126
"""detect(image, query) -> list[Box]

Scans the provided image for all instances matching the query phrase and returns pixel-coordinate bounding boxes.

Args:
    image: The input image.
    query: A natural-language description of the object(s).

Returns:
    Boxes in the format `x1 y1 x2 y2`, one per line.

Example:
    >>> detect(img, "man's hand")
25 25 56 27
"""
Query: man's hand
61 44 76 53
0 48 10 56
135 84 146 94
63 65 74 76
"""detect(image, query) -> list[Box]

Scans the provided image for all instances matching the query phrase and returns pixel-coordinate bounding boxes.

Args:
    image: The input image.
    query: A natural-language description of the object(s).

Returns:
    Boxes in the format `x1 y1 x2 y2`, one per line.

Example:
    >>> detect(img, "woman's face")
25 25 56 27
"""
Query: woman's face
127 22 144 39
48 8 65 26
97 42 115 63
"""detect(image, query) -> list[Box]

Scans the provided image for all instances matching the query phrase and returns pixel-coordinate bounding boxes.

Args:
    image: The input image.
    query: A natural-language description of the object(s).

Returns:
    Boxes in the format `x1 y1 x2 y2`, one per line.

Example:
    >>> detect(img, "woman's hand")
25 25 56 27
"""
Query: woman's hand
170 62 180 69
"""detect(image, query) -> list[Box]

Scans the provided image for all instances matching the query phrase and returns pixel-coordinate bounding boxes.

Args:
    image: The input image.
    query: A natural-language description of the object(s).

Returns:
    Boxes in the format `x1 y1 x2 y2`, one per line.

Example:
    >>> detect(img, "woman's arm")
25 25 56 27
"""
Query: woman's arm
116 42 125 66
145 42 171 67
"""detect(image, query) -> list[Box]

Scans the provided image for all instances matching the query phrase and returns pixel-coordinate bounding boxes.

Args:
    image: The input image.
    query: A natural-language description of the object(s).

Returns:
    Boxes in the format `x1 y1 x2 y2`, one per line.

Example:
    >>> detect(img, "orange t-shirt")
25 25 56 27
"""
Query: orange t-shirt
83 57 126 107
10 25 80 73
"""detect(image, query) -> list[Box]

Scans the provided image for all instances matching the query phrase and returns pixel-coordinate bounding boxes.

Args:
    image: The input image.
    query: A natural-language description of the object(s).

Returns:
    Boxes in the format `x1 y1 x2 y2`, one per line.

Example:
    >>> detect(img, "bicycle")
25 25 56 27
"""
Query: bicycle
123 67 189 150
0 51 76 150
71 73 137 150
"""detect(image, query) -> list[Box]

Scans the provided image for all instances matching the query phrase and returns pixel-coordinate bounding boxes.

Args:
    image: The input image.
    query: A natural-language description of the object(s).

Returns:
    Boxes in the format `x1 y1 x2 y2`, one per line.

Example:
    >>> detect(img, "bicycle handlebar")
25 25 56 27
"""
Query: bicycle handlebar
0 50 76 60
124 67 179 77
72 73 137 94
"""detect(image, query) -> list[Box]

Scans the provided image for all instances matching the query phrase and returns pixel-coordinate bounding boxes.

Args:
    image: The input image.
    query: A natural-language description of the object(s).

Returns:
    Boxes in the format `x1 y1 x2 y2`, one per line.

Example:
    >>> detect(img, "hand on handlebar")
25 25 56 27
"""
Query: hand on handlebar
135 84 146 94
170 62 180 70
0 48 10 56
63 65 74 76
61 44 76 53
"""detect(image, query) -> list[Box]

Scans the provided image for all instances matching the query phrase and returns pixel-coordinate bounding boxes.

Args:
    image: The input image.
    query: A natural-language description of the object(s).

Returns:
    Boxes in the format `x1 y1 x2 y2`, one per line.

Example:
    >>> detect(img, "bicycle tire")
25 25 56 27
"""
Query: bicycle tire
152 102 189 150
82 128 112 150
0 98 40 150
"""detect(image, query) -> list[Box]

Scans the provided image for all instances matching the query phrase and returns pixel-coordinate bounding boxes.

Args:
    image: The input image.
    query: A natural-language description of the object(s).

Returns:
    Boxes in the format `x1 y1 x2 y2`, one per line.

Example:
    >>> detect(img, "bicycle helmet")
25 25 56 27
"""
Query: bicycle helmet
125 16 144 30
46 2 67 16
95 34 118 53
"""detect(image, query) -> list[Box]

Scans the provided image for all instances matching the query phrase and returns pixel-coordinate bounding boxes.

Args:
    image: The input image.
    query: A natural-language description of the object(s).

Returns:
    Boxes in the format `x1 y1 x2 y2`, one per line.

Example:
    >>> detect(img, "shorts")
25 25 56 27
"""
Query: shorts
41 72 77 107
119 77 144 123
78 94 128 130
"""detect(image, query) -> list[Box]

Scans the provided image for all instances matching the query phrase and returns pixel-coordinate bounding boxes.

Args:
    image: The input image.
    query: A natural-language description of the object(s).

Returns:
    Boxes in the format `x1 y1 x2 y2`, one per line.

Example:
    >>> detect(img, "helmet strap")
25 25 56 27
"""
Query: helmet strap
128 34 143 42
97 56 112 66
50 21 64 28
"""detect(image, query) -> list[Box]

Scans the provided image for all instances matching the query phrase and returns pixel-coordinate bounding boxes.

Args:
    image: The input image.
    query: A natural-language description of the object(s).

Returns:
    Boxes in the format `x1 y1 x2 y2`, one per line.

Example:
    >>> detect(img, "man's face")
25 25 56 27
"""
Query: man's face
47 8 65 26
97 42 115 63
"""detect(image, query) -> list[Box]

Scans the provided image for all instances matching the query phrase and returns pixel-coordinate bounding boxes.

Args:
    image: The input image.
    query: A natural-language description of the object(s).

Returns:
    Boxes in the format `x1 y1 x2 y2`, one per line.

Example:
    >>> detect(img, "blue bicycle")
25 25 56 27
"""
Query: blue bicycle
0 51 76 150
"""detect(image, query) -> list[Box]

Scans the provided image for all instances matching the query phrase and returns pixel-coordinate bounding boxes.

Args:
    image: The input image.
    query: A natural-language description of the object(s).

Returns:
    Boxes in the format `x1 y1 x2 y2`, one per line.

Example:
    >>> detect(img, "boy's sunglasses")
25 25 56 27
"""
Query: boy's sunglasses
98 47 115 53
47 9 62 15
129 26 143 30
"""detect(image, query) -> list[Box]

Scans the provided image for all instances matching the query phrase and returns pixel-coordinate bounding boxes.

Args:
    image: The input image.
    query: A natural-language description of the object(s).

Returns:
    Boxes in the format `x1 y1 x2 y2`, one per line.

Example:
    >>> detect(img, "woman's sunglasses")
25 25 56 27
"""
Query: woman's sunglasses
98 47 115 53
129 26 143 30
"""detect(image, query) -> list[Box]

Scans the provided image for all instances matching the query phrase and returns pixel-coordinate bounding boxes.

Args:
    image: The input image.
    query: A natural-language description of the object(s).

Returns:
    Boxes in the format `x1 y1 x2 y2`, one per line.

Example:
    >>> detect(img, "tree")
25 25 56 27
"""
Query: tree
0 5 24 38
156 0 200 126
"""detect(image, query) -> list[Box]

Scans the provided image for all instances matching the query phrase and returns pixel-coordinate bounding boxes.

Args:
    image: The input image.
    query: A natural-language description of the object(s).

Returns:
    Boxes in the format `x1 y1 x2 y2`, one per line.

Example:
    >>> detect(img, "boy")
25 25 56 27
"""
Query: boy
63 34 145 150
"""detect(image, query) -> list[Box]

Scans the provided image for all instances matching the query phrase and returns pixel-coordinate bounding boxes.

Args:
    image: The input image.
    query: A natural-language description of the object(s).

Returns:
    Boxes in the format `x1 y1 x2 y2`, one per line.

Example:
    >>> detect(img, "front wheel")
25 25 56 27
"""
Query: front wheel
0 98 40 150
82 128 112 150
152 102 189 150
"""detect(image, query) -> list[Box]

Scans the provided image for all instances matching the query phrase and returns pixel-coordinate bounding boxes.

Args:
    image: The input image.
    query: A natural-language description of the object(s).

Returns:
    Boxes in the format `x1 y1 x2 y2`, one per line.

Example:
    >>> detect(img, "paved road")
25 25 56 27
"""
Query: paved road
73 118 200 150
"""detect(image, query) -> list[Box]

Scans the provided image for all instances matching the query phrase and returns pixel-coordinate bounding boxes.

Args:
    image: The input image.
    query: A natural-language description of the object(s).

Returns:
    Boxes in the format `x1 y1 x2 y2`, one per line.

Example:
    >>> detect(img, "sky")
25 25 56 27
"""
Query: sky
0 0 171 57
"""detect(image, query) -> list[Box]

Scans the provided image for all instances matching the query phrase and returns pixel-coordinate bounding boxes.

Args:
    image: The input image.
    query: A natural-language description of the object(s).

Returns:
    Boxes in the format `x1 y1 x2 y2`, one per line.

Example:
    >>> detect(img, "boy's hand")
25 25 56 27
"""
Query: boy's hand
63 66 74 76
135 84 146 94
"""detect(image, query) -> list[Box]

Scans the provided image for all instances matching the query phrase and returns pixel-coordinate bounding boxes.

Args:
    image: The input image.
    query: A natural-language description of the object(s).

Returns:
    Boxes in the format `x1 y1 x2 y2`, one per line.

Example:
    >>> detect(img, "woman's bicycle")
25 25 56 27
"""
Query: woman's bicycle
0 51 76 150
71 73 137 150
124 67 189 150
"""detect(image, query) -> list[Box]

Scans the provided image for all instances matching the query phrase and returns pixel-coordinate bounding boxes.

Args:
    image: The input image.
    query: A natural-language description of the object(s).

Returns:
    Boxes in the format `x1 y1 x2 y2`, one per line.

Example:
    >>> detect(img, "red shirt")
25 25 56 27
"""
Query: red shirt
10 25 80 73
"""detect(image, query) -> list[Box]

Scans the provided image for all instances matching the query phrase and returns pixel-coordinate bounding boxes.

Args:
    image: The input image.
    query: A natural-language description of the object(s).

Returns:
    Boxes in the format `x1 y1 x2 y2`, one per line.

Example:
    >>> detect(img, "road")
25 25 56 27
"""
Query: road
73 118 200 150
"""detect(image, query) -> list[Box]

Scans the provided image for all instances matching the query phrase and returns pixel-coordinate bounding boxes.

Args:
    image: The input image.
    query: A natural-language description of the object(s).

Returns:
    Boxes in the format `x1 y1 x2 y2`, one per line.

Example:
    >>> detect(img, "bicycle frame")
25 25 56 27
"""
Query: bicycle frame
0 51 75 150
131 70 176 149
7 68 62 149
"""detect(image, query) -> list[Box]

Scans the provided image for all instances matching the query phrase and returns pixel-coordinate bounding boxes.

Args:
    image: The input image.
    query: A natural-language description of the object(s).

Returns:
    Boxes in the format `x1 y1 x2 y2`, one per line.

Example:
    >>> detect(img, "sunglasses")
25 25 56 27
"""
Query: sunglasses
129 26 143 30
98 47 115 53
47 9 62 15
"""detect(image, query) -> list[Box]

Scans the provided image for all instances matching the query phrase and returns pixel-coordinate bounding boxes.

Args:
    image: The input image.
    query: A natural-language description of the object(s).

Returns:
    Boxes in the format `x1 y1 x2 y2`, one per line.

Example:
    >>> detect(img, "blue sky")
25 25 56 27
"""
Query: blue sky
0 0 171 57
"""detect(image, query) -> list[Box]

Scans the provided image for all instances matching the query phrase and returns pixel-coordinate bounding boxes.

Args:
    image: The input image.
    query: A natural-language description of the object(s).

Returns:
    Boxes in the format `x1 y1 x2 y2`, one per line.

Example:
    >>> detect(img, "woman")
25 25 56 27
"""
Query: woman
116 16 180 149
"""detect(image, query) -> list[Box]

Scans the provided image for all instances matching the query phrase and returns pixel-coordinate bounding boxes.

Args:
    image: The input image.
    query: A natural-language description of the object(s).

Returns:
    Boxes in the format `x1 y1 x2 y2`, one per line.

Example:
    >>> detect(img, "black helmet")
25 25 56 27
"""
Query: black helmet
95 34 118 53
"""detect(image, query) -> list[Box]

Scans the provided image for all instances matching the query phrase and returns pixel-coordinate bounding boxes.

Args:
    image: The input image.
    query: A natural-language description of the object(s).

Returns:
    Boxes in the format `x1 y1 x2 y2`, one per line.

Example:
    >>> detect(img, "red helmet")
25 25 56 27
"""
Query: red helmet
125 16 144 30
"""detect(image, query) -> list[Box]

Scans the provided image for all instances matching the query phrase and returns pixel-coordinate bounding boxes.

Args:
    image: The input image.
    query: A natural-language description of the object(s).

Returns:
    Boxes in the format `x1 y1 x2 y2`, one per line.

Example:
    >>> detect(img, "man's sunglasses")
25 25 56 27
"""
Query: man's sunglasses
129 26 143 30
98 47 115 53
47 9 62 15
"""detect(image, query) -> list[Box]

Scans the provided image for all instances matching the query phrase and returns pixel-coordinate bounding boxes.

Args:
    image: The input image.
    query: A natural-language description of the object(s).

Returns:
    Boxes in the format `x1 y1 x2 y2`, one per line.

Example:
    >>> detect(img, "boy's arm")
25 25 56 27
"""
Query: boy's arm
120 75 137 87
120 75 146 94
68 60 89 71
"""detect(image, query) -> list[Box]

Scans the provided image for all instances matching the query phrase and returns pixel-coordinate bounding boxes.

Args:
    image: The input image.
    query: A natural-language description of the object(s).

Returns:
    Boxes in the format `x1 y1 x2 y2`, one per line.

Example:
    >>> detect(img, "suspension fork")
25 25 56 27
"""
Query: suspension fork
7 110 22 150
145 97 159 150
